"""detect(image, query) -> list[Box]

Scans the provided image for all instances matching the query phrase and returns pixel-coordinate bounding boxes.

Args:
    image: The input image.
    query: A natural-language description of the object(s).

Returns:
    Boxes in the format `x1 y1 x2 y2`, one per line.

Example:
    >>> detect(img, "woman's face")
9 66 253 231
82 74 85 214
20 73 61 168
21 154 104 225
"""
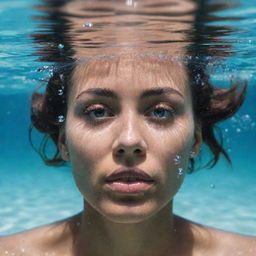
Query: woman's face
59 57 201 223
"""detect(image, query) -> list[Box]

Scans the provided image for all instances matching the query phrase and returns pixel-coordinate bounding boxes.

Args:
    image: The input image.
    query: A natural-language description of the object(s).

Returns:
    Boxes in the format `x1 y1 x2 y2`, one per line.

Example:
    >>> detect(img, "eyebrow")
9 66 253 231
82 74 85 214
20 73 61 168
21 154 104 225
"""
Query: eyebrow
76 87 184 100
140 87 183 99
76 88 118 99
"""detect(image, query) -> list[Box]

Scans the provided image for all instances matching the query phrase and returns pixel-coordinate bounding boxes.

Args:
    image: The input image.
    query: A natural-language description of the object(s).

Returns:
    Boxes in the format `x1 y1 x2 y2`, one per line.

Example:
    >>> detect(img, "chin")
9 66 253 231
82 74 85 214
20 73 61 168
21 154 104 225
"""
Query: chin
97 198 161 224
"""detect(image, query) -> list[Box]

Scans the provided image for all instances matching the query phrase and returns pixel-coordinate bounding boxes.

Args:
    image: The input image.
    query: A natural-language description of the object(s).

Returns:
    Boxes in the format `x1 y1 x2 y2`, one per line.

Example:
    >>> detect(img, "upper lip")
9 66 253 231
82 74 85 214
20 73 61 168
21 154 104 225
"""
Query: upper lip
105 168 154 182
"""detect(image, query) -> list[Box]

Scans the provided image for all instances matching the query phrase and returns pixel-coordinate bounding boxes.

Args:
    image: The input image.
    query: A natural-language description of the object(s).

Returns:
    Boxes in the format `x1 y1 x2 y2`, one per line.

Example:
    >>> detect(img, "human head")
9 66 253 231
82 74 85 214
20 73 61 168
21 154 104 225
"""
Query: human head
30 53 246 223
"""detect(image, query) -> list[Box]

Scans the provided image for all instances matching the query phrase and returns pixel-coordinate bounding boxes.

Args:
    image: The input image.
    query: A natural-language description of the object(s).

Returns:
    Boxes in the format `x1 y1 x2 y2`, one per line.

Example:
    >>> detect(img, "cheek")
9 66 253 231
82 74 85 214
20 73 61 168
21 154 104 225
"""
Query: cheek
64 118 114 190
151 118 194 164
66 119 112 162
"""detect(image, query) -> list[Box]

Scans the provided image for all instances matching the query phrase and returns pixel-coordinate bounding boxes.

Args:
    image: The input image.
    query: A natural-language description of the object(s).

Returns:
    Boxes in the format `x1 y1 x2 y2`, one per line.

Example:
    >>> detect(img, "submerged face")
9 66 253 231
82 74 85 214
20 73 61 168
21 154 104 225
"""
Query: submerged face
59 56 201 223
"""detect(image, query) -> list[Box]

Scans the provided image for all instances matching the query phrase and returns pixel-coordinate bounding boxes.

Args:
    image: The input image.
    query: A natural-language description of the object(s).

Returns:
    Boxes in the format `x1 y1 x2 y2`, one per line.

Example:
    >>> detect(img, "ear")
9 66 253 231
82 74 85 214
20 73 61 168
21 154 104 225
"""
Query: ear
192 121 202 156
58 126 69 161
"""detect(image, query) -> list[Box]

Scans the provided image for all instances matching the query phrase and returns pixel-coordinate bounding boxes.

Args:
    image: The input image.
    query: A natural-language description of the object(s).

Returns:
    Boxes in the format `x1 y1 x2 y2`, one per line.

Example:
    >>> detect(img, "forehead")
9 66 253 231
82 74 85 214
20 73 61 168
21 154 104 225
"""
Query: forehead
70 56 190 97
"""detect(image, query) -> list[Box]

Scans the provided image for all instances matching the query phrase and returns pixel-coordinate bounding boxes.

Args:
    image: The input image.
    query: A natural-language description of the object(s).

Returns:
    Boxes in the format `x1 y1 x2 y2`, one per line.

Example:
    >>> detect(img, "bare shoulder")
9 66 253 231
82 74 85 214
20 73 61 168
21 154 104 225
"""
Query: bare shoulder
186 217 256 256
209 227 256 255
0 216 78 256
175 215 256 256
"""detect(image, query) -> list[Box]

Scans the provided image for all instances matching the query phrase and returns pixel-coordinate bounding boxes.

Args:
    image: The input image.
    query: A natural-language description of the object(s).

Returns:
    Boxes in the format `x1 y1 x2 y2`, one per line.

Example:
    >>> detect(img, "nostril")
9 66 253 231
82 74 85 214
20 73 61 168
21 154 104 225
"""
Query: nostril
134 149 142 154
117 148 125 154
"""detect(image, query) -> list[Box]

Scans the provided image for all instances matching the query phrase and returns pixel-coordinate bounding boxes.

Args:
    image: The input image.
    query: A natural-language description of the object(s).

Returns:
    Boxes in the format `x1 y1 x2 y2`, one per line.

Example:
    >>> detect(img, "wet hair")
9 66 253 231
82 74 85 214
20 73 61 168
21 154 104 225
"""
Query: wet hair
30 0 247 172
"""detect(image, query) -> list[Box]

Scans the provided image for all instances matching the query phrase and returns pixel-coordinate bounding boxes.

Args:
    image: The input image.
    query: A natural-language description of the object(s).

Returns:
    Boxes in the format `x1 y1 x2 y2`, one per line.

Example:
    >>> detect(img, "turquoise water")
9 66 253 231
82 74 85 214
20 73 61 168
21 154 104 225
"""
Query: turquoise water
0 0 255 236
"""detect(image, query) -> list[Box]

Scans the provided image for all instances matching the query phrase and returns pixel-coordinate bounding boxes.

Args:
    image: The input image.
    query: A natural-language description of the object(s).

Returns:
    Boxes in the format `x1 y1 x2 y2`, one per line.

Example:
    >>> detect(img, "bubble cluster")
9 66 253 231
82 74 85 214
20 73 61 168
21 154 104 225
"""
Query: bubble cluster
230 114 255 132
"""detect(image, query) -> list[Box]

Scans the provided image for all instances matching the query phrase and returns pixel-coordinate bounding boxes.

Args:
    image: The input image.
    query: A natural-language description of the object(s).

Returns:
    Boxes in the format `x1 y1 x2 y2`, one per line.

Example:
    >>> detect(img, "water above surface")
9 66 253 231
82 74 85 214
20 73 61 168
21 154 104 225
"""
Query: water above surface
0 0 255 236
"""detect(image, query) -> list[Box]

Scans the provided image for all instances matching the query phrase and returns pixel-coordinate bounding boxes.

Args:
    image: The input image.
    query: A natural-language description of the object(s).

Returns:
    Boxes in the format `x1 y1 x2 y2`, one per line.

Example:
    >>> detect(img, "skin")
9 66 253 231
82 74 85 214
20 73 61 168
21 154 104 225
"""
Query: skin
1 57 255 256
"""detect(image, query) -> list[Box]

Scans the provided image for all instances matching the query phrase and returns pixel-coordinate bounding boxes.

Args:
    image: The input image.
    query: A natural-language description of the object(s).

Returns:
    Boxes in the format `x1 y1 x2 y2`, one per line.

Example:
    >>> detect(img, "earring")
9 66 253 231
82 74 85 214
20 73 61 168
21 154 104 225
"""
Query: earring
189 151 196 159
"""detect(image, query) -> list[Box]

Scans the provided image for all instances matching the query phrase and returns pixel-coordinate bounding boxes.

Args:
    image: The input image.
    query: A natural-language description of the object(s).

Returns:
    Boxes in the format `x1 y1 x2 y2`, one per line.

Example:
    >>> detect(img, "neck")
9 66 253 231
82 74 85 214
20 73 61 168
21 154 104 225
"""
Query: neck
70 201 191 256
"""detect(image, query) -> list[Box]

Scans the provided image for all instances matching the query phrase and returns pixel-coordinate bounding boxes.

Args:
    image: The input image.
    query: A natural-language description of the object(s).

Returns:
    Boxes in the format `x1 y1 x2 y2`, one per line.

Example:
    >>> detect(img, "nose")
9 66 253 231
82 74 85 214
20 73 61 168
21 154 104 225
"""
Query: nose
112 112 147 164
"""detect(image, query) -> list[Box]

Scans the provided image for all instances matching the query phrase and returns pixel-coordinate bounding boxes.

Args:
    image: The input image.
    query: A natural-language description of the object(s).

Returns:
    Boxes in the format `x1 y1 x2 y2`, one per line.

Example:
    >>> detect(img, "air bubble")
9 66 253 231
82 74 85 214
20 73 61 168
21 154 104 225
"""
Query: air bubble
58 43 64 49
5 251 8 255
189 151 196 159
210 184 215 189
177 168 184 178
57 89 64 96
174 155 181 165
20 248 25 253
236 128 241 133
83 22 93 28
58 115 65 123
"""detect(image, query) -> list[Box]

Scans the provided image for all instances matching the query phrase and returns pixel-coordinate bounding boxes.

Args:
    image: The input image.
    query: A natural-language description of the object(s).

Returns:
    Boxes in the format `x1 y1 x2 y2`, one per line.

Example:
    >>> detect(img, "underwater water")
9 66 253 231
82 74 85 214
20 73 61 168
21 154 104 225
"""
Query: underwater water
0 0 255 236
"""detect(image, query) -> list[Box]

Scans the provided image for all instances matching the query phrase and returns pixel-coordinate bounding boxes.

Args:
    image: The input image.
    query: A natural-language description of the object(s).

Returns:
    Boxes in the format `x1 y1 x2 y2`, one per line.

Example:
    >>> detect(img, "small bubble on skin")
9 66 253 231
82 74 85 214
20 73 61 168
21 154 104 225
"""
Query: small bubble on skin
58 43 64 49
177 168 184 178
174 155 182 165
5 251 8 254
58 115 65 123
210 184 215 189
83 22 93 28
20 248 25 253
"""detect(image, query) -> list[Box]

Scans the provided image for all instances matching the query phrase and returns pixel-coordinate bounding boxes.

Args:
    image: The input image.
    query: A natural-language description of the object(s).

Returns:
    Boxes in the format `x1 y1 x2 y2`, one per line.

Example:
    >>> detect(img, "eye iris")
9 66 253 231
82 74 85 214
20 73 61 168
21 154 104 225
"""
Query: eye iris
154 108 169 118
93 109 105 117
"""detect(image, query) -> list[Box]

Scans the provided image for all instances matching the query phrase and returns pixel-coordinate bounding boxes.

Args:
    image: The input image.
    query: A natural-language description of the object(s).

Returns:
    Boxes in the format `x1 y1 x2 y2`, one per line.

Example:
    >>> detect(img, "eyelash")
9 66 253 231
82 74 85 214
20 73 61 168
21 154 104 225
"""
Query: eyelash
149 106 175 119
83 105 114 120
83 104 176 122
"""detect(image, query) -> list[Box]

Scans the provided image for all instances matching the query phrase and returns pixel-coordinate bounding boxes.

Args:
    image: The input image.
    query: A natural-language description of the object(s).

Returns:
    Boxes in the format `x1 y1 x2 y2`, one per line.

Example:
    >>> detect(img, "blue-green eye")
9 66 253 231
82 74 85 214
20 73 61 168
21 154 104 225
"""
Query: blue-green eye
153 108 169 118
84 105 112 119
148 106 175 119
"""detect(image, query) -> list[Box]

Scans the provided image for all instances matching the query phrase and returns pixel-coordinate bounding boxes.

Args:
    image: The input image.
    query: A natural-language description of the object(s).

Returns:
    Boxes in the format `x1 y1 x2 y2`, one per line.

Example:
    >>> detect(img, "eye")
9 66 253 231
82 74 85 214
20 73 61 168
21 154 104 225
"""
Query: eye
147 104 175 119
83 104 113 119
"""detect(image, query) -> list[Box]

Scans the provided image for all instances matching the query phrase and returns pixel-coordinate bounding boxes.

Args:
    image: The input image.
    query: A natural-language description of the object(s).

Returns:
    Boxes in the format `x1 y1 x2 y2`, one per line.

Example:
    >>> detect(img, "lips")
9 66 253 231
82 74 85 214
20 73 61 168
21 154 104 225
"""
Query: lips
105 168 154 193
105 168 154 182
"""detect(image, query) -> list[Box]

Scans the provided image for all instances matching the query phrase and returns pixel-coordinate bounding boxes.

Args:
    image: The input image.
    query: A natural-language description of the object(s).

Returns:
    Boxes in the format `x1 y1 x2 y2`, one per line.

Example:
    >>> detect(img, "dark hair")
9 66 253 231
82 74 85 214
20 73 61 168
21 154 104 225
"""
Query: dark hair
30 0 247 172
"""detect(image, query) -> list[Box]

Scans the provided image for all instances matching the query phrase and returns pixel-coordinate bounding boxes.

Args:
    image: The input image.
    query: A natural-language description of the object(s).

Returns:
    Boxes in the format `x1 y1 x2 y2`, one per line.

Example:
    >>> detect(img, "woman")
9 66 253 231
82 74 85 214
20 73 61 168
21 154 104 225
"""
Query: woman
1 0 255 255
